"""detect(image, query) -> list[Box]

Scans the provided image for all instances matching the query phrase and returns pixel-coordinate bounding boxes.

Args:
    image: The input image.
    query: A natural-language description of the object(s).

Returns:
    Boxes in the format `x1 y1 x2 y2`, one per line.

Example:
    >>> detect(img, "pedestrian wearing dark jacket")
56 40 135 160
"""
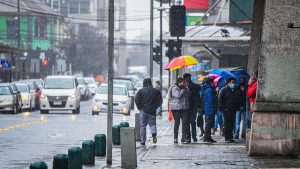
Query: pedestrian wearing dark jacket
171 78 191 144
202 77 218 143
234 77 248 139
218 77 240 143
135 78 162 145
183 73 201 142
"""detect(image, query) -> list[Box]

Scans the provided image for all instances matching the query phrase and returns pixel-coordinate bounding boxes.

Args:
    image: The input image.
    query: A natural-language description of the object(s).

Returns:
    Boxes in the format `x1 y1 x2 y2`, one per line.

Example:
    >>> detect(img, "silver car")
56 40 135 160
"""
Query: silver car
0 84 20 114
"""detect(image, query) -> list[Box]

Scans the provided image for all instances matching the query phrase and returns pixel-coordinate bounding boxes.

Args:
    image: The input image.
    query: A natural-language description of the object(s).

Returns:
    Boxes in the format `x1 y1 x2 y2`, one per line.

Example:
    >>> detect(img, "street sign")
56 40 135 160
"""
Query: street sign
0 59 11 70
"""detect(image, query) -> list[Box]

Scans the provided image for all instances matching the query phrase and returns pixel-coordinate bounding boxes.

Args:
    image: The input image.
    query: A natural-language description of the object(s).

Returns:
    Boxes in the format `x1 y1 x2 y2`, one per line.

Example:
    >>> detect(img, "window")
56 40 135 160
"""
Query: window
53 0 59 10
70 1 79 14
80 1 90 14
35 17 47 38
44 78 74 89
7 16 18 39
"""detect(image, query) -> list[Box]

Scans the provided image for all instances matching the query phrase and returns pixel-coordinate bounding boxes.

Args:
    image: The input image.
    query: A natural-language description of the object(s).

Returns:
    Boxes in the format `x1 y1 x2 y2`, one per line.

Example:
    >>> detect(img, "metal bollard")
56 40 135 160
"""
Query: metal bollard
112 125 121 145
95 134 106 156
120 122 129 128
135 113 141 141
68 147 82 169
53 154 68 169
82 140 95 165
120 127 137 168
30 162 48 169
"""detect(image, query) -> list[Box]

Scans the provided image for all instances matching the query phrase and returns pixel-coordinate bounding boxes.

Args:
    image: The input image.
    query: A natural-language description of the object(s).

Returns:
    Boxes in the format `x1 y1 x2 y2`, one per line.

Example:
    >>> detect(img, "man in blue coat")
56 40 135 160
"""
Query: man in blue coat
202 78 218 143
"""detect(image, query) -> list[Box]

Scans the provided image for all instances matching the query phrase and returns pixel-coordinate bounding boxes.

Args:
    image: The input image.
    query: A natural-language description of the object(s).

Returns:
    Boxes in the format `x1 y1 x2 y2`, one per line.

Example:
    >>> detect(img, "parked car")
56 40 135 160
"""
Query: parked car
8 83 23 113
114 78 136 110
0 84 21 114
77 77 90 101
84 77 97 95
40 76 81 114
15 83 33 111
18 79 41 109
92 84 131 115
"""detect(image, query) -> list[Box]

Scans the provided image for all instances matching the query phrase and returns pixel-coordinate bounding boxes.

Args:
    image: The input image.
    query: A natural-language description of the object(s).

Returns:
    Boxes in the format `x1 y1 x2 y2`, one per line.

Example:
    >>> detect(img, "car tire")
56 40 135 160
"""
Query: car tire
125 110 131 116
40 110 49 114
72 105 80 114
92 111 99 115
131 98 135 110
11 105 17 114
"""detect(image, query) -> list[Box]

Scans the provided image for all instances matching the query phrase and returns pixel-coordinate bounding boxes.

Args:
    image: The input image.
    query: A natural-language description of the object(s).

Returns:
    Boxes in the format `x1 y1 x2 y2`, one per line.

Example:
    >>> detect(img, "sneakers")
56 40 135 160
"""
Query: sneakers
225 139 235 143
152 133 157 144
192 136 198 142
203 138 217 144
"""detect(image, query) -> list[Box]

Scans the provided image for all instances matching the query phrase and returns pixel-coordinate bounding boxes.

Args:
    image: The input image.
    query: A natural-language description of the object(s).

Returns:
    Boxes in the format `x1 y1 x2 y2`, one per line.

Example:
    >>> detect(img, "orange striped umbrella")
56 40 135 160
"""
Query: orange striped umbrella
164 55 199 71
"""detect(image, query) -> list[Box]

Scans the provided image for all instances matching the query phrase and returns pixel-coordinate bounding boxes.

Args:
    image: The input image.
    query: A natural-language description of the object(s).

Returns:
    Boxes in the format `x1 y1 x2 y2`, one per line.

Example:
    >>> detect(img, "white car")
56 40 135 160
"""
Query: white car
92 84 131 115
15 84 34 111
39 76 81 114
0 84 19 114
77 77 90 101
84 77 97 95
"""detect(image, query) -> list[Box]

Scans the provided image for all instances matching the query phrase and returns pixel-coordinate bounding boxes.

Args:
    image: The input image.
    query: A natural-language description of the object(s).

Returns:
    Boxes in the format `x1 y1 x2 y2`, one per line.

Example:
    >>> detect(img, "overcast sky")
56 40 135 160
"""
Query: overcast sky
125 0 169 41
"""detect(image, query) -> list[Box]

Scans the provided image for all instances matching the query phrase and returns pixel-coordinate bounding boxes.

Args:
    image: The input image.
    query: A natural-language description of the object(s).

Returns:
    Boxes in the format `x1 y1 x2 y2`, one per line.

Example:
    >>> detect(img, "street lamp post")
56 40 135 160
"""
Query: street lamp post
107 0 114 166
150 0 154 79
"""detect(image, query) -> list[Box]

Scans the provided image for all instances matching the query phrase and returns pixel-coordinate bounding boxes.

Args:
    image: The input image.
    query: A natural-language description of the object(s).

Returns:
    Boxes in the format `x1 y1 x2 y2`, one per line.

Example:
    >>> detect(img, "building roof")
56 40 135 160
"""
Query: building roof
0 0 59 16
163 24 251 42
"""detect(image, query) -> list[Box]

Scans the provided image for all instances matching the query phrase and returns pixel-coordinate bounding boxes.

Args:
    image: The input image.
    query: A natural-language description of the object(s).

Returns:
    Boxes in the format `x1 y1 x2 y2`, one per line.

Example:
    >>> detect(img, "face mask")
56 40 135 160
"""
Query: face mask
228 83 235 89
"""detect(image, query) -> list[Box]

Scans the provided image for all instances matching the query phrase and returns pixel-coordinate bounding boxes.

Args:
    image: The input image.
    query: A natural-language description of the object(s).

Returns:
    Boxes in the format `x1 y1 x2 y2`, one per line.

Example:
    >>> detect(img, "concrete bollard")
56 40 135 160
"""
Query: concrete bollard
82 140 95 165
120 122 130 128
246 129 251 152
112 125 121 145
30 162 48 169
120 127 137 168
68 147 82 169
53 154 68 169
135 113 141 141
95 134 106 156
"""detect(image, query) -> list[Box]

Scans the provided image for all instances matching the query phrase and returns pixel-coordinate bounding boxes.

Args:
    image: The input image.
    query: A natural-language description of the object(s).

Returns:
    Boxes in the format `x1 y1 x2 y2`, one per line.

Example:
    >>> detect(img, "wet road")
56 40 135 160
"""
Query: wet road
0 99 136 169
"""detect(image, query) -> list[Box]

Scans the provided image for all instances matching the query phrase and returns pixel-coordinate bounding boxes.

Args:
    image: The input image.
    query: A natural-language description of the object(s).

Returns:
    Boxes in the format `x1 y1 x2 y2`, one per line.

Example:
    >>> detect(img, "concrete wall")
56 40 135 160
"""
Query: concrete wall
256 0 300 103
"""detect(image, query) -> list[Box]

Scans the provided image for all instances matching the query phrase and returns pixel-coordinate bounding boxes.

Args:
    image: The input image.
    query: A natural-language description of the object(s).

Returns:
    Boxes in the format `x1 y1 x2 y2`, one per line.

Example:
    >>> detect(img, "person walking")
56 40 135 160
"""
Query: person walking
202 78 218 143
183 73 200 142
171 78 191 144
213 87 224 136
218 77 240 143
135 78 162 145
235 77 248 139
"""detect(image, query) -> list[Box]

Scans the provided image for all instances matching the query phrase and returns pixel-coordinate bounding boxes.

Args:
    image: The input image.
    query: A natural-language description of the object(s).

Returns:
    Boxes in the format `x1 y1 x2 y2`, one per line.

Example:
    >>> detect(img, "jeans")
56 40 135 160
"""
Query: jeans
223 110 235 141
214 111 224 129
189 109 197 138
235 107 248 137
173 110 190 141
204 114 215 140
140 111 157 143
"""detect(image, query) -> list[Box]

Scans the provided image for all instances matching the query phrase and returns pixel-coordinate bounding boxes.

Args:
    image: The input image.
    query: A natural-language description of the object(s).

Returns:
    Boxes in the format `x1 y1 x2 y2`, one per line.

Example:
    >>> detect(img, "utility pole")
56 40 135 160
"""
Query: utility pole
150 0 154 79
17 0 20 48
159 0 163 116
106 0 114 166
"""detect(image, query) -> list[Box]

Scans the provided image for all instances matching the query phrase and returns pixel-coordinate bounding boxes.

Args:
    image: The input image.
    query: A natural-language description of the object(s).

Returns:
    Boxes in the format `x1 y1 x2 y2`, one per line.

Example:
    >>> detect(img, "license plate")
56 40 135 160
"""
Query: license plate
53 101 62 105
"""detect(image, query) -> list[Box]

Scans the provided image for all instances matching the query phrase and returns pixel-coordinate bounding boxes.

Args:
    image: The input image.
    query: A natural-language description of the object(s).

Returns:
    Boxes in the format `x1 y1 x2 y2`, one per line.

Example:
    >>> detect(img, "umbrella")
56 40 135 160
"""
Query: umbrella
164 55 199 71
206 74 220 79
210 69 237 79
230 69 249 80
214 77 226 89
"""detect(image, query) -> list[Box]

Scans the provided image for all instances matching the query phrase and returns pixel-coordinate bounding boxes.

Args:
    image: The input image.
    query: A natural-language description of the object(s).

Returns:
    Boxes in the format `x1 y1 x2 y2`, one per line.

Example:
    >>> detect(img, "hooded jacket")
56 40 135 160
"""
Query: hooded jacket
170 85 190 111
203 83 218 116
135 78 162 116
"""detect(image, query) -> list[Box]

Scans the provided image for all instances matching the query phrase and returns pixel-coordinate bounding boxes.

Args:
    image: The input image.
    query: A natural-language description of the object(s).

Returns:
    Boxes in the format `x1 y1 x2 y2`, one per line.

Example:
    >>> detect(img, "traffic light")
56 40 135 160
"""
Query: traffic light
43 58 48 66
165 39 182 60
153 46 161 64
169 5 186 37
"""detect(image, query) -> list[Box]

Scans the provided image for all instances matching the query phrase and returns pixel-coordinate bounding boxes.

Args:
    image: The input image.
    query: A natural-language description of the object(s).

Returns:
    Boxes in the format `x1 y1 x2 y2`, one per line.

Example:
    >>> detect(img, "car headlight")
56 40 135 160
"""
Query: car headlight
69 94 76 99
40 94 47 99
21 95 28 100
122 108 128 113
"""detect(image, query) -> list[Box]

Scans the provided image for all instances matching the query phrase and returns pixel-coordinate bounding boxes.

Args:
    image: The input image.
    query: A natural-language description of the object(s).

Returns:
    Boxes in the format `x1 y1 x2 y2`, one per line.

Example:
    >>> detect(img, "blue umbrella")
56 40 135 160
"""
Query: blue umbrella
210 69 237 79
230 69 250 85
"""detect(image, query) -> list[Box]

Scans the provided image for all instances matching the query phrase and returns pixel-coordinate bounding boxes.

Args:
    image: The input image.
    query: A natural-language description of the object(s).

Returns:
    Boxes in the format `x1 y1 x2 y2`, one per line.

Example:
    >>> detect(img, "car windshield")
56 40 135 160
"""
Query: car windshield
16 85 29 92
77 79 86 85
85 78 95 84
35 81 43 88
114 81 134 90
98 86 127 95
44 78 74 89
0 86 12 95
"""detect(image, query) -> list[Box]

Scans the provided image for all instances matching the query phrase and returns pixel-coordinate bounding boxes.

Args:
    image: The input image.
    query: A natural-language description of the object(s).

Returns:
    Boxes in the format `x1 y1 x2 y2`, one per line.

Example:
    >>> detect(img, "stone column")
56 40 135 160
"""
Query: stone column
248 0 300 155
